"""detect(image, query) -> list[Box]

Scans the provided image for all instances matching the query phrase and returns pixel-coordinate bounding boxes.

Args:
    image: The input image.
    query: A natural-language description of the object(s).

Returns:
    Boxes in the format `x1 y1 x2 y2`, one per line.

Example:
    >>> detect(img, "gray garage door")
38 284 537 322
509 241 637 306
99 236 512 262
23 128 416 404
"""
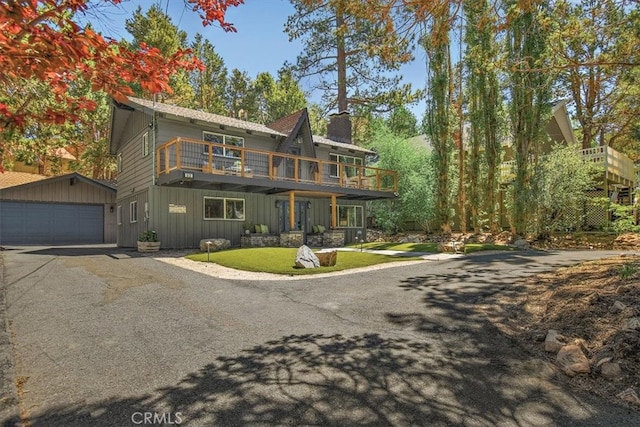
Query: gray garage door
0 202 103 245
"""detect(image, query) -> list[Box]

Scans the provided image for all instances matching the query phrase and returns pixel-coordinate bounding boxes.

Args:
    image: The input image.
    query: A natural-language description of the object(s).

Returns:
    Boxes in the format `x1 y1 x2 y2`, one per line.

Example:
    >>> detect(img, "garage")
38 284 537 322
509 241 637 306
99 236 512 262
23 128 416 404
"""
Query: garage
0 202 104 245
0 172 117 246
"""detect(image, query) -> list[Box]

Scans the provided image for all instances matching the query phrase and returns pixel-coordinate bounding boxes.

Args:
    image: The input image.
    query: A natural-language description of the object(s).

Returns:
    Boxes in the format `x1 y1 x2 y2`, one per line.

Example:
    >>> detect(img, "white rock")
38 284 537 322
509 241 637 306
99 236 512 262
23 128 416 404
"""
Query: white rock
617 387 640 405
295 245 320 268
627 317 640 330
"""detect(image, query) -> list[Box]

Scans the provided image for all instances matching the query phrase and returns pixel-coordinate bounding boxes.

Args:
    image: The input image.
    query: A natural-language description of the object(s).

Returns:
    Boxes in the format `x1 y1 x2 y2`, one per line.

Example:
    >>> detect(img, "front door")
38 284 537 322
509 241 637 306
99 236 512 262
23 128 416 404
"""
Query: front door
281 201 308 235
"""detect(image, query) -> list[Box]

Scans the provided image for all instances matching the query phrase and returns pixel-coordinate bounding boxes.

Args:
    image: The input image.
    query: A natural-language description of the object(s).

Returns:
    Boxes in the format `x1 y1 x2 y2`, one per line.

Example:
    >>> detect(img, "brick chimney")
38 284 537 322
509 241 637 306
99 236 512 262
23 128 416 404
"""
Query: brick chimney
327 111 352 144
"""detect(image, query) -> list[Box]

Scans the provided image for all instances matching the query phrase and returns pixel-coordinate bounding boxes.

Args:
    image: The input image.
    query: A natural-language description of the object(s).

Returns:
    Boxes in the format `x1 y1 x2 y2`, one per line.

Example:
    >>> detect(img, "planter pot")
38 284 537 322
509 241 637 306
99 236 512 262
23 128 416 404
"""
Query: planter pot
137 241 161 253
244 230 251 235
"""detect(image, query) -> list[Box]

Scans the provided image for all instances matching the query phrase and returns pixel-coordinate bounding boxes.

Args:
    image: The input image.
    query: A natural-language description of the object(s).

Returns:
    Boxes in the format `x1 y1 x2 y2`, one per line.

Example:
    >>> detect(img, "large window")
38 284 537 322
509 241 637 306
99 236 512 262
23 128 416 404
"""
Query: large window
338 205 363 228
203 131 244 158
330 153 363 178
204 197 245 220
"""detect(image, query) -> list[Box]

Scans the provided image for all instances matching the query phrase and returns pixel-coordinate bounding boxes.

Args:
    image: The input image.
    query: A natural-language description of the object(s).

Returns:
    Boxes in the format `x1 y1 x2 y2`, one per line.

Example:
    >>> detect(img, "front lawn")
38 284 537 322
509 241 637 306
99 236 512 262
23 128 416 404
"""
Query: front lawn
186 247 422 275
350 241 514 254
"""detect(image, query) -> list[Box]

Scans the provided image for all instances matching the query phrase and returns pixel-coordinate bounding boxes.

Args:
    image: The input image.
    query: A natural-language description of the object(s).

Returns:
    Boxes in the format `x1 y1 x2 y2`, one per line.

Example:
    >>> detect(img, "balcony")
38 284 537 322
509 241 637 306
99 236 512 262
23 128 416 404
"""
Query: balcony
155 137 398 199
500 146 636 187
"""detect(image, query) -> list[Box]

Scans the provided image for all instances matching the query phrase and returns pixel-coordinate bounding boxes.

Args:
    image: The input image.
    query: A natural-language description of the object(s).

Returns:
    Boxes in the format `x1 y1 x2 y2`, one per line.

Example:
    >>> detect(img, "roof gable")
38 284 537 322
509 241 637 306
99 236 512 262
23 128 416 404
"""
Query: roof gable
0 172 116 193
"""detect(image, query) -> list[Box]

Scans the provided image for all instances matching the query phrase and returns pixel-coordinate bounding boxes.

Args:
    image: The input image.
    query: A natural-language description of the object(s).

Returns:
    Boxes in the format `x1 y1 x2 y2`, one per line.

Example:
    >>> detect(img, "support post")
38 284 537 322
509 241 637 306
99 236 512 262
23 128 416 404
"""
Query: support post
289 191 296 230
331 194 337 229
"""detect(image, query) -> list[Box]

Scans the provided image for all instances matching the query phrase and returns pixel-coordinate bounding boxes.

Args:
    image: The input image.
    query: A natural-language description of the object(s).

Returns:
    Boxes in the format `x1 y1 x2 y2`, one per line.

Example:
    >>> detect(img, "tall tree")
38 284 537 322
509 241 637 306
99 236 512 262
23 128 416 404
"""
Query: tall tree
464 0 501 233
125 3 194 105
286 0 420 114
423 1 456 233
552 0 638 150
190 34 228 114
387 106 418 138
225 68 254 118
505 0 553 235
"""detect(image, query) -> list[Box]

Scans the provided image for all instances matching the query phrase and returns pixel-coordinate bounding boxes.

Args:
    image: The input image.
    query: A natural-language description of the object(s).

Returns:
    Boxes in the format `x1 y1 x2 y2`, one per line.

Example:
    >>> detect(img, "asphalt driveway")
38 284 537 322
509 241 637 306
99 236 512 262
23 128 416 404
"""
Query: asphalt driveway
1 245 639 426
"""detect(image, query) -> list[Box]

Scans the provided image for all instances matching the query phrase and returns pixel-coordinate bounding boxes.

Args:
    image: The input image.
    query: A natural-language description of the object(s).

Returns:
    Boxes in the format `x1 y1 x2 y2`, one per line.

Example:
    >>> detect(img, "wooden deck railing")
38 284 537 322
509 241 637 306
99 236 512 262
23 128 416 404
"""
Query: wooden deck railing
500 145 636 185
156 137 398 193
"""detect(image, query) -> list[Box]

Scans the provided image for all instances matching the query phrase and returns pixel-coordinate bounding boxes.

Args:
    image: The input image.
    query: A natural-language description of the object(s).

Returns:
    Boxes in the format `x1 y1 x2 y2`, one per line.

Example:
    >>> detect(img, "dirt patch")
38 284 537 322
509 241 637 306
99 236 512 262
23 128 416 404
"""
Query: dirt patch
480 255 640 408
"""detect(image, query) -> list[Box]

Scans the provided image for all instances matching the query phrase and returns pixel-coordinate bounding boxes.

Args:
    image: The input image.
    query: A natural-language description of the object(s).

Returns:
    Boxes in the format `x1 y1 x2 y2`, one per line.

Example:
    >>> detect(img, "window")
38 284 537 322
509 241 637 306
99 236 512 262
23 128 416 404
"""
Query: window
117 205 122 225
330 153 363 178
130 201 137 223
204 197 245 220
338 205 363 228
117 153 123 172
142 132 149 157
203 131 244 158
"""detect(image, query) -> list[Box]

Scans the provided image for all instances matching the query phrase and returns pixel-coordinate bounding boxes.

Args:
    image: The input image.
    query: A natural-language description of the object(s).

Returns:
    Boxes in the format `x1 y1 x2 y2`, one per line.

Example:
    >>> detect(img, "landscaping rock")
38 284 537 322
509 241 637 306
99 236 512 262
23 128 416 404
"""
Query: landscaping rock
626 317 640 331
545 329 566 352
617 387 640 405
610 300 627 313
316 250 337 267
295 245 320 268
199 238 231 252
513 239 530 250
556 344 591 376
600 361 623 379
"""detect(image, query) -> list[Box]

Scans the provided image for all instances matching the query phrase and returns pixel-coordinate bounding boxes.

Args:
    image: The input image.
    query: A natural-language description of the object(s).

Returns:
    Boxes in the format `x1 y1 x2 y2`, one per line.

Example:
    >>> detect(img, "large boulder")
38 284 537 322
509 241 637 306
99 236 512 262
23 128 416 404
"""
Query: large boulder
200 238 231 252
295 245 320 268
316 250 338 267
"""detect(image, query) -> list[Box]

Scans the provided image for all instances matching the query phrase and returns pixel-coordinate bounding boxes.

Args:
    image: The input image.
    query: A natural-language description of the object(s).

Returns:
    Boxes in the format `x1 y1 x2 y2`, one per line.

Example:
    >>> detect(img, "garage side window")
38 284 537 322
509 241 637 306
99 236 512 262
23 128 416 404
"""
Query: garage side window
117 205 122 225
117 153 123 172
142 132 149 157
130 201 137 223
204 197 244 220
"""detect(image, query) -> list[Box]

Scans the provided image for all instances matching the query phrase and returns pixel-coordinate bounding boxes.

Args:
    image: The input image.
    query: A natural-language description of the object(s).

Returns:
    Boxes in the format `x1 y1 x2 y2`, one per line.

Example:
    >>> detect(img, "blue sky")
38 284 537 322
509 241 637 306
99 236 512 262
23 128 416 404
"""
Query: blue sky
86 0 427 117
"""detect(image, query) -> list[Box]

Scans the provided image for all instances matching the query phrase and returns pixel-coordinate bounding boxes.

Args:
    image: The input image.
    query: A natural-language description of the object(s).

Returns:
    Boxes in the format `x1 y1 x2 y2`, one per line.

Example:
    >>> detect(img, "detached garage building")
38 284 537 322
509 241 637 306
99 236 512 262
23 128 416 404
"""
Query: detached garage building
0 172 117 245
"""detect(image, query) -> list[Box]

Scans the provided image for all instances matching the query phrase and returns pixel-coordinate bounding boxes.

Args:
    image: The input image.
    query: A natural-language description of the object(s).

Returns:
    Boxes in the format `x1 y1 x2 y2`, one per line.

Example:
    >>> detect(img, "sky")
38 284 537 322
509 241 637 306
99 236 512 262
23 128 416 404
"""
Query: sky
85 0 428 117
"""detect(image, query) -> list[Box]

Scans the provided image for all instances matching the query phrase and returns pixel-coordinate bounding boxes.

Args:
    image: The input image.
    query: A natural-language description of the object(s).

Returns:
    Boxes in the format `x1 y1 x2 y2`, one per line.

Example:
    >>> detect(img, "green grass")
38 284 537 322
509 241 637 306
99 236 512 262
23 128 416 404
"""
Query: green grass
464 243 516 254
350 241 514 254
186 247 422 275
349 242 440 252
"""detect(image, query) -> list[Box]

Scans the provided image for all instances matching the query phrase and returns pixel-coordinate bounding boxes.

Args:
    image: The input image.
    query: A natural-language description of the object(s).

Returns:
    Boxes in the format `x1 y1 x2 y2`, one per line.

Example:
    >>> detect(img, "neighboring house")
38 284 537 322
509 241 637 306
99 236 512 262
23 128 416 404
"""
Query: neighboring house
499 100 636 229
0 172 117 245
11 147 77 175
109 97 398 249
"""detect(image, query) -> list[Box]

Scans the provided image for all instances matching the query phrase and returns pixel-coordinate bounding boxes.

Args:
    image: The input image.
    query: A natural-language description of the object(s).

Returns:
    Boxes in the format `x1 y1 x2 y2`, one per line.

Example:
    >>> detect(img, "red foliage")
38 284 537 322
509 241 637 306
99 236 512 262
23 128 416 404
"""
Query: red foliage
0 0 243 132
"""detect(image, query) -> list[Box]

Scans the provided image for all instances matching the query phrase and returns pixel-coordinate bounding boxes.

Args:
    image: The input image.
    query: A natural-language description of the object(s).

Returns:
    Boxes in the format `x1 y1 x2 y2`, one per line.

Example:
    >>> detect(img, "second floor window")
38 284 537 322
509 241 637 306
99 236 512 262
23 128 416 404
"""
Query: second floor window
203 131 244 158
330 153 363 178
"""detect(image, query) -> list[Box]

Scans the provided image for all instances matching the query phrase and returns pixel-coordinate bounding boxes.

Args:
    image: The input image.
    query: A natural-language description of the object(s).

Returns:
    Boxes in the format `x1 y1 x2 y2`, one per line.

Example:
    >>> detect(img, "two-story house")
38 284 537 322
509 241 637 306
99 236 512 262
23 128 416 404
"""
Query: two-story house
109 97 398 249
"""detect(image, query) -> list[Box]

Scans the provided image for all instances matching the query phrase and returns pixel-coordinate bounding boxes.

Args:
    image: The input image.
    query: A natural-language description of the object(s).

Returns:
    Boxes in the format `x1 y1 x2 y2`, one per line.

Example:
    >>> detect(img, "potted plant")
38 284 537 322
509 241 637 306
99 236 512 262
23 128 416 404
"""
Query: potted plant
137 230 160 252
243 221 253 234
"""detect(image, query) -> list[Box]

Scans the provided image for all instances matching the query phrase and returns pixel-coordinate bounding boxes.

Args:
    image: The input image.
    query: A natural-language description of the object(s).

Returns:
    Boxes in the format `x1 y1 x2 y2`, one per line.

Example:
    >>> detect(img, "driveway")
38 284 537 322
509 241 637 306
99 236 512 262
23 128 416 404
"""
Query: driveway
1 245 639 426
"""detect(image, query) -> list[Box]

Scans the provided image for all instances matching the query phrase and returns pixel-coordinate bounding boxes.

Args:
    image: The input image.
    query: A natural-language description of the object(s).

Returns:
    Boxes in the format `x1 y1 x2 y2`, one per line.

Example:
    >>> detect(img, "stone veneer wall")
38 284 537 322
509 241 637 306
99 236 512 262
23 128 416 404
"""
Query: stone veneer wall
306 234 324 247
323 230 345 248
280 231 304 248
240 234 280 248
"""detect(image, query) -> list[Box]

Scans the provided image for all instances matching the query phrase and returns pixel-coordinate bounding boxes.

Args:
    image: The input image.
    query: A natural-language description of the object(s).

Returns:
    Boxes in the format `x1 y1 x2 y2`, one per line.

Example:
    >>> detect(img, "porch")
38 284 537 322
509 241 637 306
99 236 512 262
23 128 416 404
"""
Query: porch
500 145 636 188
155 137 398 200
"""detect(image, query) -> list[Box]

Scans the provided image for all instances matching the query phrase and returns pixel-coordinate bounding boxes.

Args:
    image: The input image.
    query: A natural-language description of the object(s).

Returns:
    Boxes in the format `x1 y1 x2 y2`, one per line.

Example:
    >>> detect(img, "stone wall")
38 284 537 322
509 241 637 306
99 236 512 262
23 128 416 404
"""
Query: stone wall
280 231 304 248
323 230 345 248
240 234 280 248
306 234 324 247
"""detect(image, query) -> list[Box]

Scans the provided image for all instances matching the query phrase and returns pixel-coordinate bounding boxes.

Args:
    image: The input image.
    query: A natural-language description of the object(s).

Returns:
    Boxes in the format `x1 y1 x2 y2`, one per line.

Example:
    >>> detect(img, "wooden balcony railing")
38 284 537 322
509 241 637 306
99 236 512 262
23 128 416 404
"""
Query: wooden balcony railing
156 137 398 193
500 145 636 185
